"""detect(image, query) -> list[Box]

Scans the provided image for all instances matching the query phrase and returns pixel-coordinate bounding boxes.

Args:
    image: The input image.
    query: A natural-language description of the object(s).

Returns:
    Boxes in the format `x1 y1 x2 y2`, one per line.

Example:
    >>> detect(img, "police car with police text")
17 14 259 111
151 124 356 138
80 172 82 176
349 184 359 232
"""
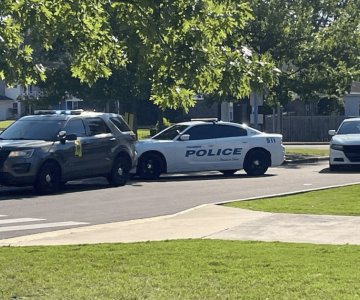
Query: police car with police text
134 120 284 179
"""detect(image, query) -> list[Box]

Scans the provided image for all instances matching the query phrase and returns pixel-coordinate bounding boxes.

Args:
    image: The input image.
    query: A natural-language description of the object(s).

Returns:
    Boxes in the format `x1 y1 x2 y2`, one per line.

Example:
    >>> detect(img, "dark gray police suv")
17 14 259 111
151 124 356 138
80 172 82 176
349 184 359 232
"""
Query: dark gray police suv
0 110 137 194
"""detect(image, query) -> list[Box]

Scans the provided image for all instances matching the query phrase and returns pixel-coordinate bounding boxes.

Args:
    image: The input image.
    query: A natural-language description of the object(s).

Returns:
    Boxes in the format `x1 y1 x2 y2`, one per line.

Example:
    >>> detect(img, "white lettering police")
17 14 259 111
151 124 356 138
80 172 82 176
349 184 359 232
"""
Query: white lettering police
185 148 242 157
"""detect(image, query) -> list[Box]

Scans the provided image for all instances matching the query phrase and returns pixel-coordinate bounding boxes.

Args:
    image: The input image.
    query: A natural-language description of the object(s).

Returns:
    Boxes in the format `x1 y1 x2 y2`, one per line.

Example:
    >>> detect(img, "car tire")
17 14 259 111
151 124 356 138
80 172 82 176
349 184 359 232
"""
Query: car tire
138 154 162 180
34 162 61 194
244 149 270 176
219 170 237 176
108 156 129 187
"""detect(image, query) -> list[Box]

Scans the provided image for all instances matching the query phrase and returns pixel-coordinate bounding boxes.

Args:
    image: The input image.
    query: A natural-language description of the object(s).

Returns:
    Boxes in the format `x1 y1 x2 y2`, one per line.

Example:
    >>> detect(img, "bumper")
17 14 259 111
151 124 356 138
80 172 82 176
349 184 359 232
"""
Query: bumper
271 146 285 166
0 158 39 187
0 171 35 186
329 149 360 166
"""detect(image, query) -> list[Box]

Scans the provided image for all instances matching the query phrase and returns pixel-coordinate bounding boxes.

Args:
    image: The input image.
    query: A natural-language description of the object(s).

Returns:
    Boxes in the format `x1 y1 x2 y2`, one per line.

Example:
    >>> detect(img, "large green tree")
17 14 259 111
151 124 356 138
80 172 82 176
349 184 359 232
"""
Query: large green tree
0 0 279 111
242 0 360 105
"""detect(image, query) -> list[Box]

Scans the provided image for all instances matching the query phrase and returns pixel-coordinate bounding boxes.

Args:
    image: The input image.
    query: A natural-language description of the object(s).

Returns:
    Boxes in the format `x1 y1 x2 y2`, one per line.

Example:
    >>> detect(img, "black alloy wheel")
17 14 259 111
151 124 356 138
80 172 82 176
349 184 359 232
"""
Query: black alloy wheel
244 150 270 176
108 156 129 187
138 154 162 180
35 162 61 194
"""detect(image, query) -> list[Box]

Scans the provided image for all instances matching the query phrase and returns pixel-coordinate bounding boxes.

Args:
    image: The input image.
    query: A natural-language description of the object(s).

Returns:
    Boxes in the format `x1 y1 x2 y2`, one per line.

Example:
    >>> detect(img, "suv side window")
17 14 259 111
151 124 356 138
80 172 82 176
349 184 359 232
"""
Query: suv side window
216 125 247 138
110 116 131 132
186 124 217 140
85 117 111 135
64 119 87 137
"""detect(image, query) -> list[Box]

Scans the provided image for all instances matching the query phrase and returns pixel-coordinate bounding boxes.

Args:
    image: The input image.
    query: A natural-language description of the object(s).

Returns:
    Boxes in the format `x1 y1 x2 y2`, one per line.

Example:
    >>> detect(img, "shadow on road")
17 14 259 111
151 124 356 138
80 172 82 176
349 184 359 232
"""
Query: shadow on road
319 167 360 174
132 172 275 183
0 171 277 200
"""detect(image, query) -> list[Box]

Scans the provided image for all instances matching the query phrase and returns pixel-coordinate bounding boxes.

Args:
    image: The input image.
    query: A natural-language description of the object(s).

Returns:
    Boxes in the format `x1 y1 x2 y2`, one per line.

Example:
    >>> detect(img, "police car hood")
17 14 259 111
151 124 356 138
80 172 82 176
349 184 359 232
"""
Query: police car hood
0 140 54 150
136 139 172 145
331 134 360 145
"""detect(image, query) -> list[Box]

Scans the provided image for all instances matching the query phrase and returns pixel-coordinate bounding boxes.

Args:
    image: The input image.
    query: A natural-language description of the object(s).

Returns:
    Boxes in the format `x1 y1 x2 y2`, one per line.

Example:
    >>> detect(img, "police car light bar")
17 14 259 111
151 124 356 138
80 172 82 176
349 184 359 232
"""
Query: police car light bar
190 118 218 123
34 109 84 115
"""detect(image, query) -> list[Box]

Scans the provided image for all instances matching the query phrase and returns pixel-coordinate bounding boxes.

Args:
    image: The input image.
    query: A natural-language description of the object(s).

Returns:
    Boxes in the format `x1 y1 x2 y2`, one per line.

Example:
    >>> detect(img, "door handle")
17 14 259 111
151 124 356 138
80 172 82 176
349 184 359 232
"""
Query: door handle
109 138 117 141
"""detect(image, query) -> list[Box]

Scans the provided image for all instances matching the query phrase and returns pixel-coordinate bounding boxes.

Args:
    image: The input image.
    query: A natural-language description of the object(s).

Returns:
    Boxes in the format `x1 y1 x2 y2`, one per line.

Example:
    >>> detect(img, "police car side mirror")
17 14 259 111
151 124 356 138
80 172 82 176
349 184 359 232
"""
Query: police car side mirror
58 131 77 144
328 130 336 136
179 134 190 141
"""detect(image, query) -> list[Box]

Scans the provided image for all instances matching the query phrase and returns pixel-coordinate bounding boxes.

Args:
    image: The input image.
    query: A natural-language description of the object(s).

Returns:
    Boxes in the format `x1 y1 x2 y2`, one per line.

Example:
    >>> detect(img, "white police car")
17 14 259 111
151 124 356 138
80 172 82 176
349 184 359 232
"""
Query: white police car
329 117 360 171
134 120 284 179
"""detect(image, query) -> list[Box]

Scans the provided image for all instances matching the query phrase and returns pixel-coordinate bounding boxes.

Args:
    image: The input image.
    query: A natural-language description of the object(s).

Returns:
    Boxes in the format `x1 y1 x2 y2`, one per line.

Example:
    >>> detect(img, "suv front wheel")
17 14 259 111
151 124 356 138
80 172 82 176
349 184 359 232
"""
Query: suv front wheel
35 161 61 194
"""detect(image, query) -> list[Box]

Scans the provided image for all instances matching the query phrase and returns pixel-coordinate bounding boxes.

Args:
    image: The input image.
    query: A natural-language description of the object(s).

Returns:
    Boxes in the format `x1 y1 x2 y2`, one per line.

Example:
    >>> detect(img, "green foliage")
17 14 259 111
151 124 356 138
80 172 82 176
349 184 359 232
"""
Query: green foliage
1 0 280 111
2 0 357 110
243 0 360 105
317 96 344 115
0 0 126 86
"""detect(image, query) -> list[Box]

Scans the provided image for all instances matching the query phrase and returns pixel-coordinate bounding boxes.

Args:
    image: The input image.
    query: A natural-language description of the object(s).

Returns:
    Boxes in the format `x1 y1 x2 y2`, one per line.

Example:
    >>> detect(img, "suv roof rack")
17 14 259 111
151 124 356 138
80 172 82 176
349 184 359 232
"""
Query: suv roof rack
190 118 218 123
34 109 84 115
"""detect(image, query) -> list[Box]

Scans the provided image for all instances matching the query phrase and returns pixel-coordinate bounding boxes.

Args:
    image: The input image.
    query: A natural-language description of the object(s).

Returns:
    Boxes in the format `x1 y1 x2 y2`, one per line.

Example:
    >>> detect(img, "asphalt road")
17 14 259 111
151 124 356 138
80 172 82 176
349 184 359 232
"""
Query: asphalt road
1 160 360 239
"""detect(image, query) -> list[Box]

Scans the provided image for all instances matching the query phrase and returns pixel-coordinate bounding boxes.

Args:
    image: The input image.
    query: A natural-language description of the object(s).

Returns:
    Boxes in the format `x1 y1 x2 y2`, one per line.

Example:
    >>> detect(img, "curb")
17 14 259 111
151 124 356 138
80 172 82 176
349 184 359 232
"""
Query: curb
284 156 329 165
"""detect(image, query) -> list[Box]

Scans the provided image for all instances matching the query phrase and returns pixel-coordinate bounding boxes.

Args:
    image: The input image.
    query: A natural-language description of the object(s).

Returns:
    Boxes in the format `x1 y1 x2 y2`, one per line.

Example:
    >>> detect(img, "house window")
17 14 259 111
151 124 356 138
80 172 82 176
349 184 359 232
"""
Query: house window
12 102 18 114
66 100 80 110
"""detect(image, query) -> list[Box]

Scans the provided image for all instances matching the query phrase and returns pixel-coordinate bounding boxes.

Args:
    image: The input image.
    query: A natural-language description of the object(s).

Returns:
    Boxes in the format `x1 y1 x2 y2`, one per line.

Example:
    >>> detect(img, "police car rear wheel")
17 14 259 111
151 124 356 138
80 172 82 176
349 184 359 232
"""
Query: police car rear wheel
244 150 270 176
35 162 61 194
108 157 129 187
138 154 162 180
220 170 237 176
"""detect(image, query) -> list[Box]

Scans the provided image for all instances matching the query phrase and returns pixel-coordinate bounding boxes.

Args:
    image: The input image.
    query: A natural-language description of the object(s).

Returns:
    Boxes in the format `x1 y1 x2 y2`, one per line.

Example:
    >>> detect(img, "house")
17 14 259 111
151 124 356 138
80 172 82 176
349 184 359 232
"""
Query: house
0 81 47 119
0 81 22 120
344 82 360 117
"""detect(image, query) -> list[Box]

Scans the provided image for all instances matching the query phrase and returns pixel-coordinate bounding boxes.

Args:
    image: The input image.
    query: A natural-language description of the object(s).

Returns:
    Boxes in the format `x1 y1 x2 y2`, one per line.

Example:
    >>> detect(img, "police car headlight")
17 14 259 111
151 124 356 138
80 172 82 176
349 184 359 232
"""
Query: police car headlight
330 144 344 151
9 149 34 158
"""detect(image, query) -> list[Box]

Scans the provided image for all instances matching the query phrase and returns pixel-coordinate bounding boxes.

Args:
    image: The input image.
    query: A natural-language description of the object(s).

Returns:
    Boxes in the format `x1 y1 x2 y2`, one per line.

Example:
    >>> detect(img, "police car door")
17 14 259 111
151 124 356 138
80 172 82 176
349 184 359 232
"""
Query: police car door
214 124 249 169
60 118 89 179
177 124 220 172
83 117 114 176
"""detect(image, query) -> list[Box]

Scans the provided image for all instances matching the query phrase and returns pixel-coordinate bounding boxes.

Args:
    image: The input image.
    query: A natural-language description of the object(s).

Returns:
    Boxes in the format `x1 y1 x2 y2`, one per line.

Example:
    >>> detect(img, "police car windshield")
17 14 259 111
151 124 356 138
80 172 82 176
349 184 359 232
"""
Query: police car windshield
152 125 189 140
0 119 66 141
337 121 360 135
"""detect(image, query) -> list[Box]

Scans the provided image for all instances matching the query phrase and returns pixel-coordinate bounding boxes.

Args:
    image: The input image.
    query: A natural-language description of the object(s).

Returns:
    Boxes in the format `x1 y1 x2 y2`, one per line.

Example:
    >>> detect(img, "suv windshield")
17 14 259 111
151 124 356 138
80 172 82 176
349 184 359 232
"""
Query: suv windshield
0 119 65 141
152 125 189 140
337 121 360 135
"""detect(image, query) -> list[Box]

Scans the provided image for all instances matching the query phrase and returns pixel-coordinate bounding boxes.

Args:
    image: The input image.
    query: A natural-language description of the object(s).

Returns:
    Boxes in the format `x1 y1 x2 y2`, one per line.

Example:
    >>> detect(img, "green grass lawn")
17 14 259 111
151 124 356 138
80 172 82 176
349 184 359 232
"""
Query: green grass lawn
285 147 329 156
0 240 359 299
0 120 14 129
225 184 360 216
137 128 151 140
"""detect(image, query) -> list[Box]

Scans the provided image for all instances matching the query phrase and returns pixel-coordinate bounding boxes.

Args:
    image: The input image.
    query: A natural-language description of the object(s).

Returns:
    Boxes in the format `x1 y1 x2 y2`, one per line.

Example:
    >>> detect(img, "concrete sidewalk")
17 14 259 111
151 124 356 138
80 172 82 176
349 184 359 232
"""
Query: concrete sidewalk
1 204 359 246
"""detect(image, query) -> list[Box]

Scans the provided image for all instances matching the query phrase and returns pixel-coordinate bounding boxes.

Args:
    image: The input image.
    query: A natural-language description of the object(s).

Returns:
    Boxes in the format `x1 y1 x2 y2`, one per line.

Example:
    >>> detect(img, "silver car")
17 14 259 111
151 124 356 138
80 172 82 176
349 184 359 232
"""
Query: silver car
329 117 360 171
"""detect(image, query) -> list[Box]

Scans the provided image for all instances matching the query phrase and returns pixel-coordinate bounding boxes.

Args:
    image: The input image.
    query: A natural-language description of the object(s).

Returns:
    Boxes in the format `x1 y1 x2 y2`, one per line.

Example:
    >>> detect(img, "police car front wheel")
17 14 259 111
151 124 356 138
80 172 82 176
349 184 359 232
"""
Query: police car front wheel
138 154 162 180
